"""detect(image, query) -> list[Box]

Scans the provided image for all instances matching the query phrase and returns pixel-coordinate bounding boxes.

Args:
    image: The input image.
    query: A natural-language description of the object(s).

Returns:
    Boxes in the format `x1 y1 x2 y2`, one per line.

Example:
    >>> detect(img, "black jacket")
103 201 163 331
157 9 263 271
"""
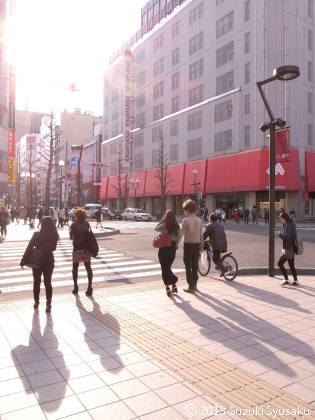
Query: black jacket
20 232 57 266
279 223 296 250
70 221 89 251
203 221 227 251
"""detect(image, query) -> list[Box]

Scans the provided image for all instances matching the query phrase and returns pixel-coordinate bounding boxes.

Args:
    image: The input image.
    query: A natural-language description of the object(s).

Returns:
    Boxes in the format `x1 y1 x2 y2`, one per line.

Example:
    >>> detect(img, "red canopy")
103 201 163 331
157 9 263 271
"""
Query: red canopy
183 160 207 194
305 151 315 192
166 163 185 195
99 177 108 199
107 174 127 199
144 168 161 197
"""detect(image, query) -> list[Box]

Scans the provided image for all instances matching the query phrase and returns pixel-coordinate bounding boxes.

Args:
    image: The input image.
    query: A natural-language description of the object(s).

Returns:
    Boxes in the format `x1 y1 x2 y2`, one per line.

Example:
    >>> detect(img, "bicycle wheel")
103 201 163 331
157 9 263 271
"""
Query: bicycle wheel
198 250 211 276
222 254 238 281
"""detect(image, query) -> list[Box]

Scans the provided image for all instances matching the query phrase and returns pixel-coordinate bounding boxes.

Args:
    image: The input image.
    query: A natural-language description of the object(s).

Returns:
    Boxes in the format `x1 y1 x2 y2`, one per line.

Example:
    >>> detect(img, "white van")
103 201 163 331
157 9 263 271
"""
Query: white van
84 203 102 218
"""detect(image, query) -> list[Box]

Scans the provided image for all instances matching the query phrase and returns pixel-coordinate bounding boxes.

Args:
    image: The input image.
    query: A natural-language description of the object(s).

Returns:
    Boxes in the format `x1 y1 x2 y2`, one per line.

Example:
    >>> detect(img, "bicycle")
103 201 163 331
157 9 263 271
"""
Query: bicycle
198 241 238 281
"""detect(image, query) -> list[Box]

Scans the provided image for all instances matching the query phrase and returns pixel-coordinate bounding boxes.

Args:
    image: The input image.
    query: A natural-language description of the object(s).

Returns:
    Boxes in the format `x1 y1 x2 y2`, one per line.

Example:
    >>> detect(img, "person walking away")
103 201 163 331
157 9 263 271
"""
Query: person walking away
289 207 296 219
220 209 226 224
22 207 28 224
64 208 69 226
251 206 258 224
37 207 43 229
178 200 203 294
20 217 59 312
234 209 240 224
244 208 250 224
203 212 228 277
95 208 103 229
155 210 179 297
277 212 299 286
10 208 16 223
15 207 20 224
0 207 9 237
203 207 209 222
29 208 36 229
264 208 269 225
70 208 94 296
58 208 65 228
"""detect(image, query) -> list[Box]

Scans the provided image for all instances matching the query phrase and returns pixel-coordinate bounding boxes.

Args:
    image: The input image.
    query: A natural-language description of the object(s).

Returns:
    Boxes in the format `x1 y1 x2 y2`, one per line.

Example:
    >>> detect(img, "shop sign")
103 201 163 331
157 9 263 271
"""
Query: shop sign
7 157 16 185
123 50 134 168
275 128 290 162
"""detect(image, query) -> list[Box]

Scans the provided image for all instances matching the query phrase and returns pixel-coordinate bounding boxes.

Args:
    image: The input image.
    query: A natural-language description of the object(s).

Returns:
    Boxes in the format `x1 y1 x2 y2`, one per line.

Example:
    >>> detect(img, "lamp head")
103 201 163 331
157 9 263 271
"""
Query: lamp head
275 118 286 128
273 65 300 81
58 160 64 166
260 122 270 132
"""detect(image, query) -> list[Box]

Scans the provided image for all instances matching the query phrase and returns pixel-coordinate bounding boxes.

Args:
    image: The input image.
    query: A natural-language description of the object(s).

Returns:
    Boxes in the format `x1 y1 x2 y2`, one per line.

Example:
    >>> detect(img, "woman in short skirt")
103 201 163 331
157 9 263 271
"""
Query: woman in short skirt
70 208 93 296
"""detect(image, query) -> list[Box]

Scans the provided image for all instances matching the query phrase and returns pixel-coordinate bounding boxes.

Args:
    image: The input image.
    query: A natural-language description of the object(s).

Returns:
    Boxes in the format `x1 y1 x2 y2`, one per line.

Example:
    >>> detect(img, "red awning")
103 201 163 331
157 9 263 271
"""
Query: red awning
305 151 315 192
183 160 207 194
107 174 127 199
167 163 185 195
205 148 301 193
144 168 161 197
129 171 146 197
99 177 108 200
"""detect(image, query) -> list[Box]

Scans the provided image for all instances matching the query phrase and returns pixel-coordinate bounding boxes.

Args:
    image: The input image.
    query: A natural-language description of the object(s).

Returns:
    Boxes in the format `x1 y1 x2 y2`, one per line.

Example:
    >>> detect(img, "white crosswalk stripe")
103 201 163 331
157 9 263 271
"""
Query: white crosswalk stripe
101 221 156 230
0 240 185 294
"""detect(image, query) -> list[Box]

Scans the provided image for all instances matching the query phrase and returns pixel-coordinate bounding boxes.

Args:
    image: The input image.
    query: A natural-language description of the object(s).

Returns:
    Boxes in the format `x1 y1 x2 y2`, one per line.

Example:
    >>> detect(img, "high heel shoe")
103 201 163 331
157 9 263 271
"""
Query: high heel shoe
171 285 178 294
166 287 171 297
45 304 51 313
85 287 93 297
72 286 79 295
33 302 39 309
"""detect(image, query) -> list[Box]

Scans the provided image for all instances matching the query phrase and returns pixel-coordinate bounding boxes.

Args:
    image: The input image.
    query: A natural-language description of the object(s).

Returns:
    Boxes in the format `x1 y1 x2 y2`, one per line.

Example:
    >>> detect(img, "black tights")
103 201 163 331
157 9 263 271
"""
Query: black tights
72 262 93 289
278 255 297 281
32 263 54 304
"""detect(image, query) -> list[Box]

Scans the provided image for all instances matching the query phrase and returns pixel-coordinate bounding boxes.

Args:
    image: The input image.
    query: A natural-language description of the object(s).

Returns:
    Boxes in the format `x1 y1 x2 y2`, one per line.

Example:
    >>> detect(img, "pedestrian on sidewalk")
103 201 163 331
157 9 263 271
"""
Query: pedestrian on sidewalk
21 207 28 224
95 208 103 229
70 208 94 296
155 210 179 297
264 208 269 225
20 217 59 312
29 208 36 229
251 205 258 224
179 199 203 294
57 208 65 228
0 207 9 237
15 207 20 224
244 208 249 224
277 211 299 286
203 212 228 277
37 207 43 229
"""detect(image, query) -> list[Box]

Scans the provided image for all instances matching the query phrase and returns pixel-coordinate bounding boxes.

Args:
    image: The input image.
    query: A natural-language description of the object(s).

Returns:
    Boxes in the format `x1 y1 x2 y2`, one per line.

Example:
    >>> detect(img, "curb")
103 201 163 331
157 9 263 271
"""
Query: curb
239 267 315 276
93 227 120 238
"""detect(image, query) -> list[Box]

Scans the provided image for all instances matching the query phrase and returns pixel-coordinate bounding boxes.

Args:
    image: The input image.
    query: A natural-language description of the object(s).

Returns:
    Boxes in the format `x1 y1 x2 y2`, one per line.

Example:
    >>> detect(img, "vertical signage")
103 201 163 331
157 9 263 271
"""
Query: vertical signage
123 49 134 169
275 127 290 162
7 66 16 185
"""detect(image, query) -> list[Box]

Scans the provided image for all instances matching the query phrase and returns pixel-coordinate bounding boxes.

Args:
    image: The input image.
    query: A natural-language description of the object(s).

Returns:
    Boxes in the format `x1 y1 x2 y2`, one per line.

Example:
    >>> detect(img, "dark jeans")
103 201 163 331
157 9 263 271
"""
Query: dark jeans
0 223 7 236
72 262 93 289
244 216 249 224
183 243 200 289
32 263 54 304
212 250 224 273
278 255 297 281
158 241 178 286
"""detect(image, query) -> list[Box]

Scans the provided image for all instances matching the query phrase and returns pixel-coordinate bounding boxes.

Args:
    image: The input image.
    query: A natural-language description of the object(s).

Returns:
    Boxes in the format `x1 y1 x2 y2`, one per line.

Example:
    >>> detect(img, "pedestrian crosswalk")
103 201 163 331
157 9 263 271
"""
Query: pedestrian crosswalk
0 240 185 294
100 221 156 230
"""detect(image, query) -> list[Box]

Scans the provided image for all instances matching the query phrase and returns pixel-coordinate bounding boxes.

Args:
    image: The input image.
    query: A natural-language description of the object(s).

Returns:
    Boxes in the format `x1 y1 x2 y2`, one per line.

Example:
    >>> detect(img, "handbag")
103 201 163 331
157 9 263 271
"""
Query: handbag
86 224 99 257
153 233 171 248
24 248 45 269
294 236 304 255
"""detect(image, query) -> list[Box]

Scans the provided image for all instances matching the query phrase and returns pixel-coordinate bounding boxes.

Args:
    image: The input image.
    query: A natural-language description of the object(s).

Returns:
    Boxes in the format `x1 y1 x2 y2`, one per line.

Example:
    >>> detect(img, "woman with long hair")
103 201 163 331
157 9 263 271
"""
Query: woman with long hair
277 211 299 286
70 208 93 296
20 217 59 312
155 210 179 296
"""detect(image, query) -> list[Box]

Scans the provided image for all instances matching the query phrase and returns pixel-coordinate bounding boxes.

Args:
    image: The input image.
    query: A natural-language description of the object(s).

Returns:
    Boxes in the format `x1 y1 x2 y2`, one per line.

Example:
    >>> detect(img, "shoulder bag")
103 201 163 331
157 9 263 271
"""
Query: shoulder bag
86 223 99 257
153 232 171 248
24 248 45 269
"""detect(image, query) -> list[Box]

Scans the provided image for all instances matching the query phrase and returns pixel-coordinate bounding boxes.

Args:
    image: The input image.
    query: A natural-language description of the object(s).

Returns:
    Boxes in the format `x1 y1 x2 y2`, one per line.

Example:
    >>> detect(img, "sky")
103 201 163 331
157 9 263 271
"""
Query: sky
11 0 145 116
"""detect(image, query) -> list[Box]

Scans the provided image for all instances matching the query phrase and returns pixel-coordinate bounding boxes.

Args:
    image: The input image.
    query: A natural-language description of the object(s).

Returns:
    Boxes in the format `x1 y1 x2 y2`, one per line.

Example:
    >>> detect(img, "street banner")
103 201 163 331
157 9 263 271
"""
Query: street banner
7 66 16 185
275 128 290 162
123 49 135 169
8 157 16 185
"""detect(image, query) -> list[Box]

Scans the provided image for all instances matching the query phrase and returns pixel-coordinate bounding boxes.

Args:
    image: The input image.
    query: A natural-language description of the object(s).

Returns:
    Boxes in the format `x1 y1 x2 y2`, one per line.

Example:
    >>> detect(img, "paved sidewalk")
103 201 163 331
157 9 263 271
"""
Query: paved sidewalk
0 275 314 419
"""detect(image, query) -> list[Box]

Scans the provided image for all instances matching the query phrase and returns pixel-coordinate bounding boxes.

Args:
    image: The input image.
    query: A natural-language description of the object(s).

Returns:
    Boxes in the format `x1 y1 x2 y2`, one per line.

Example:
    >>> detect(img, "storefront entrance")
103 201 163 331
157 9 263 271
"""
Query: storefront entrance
305 192 315 217
256 191 285 217
215 193 245 219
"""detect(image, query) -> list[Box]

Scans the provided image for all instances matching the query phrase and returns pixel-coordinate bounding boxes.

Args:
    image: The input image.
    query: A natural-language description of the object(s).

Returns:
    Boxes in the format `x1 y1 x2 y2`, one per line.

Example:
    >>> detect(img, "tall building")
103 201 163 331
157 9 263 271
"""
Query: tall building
101 0 315 219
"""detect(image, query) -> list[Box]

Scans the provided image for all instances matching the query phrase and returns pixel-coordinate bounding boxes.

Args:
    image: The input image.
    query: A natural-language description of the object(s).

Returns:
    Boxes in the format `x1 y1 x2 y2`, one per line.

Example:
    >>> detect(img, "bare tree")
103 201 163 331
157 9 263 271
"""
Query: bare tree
37 112 61 206
111 151 127 210
154 132 173 214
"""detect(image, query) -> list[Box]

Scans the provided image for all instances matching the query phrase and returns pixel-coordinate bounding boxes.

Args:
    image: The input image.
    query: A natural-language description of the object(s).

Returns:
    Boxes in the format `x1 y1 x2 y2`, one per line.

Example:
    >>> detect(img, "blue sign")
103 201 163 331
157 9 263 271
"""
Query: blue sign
71 157 78 166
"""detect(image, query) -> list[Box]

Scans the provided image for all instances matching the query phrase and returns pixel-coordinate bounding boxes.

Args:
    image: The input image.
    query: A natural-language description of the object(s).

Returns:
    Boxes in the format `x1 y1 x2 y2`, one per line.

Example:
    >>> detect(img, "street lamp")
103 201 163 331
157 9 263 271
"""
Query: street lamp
71 145 84 206
58 160 64 207
130 178 140 207
256 65 300 277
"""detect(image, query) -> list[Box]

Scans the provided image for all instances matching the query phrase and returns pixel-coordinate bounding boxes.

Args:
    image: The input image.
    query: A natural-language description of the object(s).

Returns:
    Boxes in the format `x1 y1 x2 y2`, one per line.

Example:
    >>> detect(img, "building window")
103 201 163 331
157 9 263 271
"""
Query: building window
172 95 180 113
244 125 250 147
187 137 202 158
189 85 204 106
152 125 163 142
216 11 234 38
172 72 180 89
172 20 180 37
189 31 204 55
172 47 180 65
152 149 159 166
153 103 164 120
189 2 204 25
214 130 233 152
216 70 234 94
136 112 145 127
216 41 234 67
134 132 144 147
137 71 146 87
110 142 118 155
136 48 146 63
153 33 164 51
245 62 250 83
153 58 164 76
308 0 313 18
308 30 313 50
244 93 250 114
308 124 313 145
136 93 145 108
308 61 313 82
308 92 313 113
244 32 250 53
214 100 232 123
170 120 179 136
188 111 202 130
189 58 204 80
134 153 144 169
170 144 179 161
244 0 250 21
153 81 164 99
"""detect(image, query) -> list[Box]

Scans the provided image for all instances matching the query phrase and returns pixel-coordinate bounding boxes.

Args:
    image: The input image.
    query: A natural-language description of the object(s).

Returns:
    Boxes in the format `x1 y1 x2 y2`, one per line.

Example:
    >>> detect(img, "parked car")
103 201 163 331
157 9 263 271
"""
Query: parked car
84 203 102 218
101 207 122 220
122 208 153 221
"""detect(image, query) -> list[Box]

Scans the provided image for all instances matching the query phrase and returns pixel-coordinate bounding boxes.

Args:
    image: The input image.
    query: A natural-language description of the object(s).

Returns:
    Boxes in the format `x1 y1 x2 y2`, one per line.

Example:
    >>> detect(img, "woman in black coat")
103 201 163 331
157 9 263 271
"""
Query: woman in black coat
277 212 298 286
20 217 59 312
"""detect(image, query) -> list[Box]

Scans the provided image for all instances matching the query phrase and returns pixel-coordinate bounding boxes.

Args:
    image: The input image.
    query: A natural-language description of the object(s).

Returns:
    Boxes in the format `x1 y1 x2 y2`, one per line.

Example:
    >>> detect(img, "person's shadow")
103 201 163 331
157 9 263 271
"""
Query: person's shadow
75 296 123 371
11 311 69 412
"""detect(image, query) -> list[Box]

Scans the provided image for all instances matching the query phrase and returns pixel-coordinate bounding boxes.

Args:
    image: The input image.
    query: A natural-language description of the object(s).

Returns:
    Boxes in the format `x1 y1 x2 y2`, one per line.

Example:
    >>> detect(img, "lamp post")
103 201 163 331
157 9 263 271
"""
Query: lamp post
191 169 200 210
71 145 84 206
58 160 64 208
256 65 300 277
130 178 140 207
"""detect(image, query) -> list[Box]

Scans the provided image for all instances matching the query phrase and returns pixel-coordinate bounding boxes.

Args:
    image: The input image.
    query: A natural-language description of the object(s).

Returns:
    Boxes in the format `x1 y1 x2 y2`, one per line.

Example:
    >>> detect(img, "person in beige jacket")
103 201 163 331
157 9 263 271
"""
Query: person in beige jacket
178 200 203 293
